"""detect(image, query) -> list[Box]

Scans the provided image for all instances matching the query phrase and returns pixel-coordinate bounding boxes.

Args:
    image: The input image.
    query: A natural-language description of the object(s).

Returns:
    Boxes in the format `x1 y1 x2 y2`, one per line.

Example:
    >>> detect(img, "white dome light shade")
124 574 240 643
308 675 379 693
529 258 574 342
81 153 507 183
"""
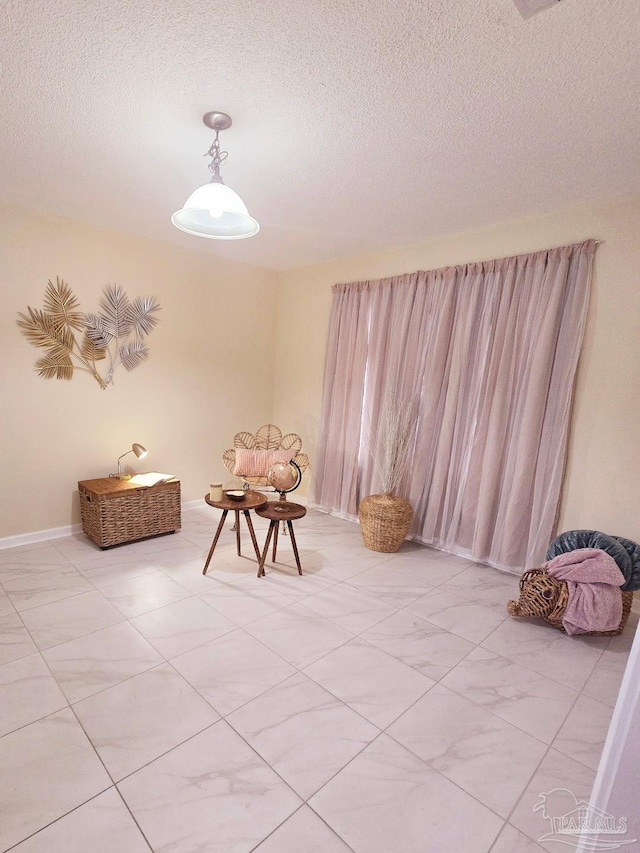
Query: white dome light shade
171 182 260 240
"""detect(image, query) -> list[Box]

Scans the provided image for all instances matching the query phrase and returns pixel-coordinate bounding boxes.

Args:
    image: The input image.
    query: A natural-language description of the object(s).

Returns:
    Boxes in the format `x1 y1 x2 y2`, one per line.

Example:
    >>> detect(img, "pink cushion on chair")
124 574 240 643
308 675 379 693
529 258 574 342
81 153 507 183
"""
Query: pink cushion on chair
233 448 295 478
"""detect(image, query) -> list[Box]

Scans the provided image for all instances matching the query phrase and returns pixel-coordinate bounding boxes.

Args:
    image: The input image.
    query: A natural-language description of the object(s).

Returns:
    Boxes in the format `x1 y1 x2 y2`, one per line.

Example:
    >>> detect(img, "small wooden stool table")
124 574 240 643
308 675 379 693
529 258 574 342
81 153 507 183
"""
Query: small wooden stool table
202 491 268 574
255 501 307 577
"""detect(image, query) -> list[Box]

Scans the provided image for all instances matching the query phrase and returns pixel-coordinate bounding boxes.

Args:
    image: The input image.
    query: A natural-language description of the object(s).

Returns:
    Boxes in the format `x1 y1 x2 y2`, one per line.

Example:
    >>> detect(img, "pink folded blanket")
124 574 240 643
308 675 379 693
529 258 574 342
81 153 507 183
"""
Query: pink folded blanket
545 548 624 635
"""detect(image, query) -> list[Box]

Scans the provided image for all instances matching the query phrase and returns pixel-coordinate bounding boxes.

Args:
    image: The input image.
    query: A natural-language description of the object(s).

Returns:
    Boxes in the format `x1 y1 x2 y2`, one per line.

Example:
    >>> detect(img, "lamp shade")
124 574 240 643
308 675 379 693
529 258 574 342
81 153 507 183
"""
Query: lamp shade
171 182 260 240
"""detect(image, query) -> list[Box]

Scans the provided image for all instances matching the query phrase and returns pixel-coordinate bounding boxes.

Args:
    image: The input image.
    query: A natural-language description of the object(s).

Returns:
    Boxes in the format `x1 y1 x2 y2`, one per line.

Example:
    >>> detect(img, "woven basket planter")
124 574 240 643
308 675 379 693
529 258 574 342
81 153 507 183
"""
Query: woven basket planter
358 493 413 553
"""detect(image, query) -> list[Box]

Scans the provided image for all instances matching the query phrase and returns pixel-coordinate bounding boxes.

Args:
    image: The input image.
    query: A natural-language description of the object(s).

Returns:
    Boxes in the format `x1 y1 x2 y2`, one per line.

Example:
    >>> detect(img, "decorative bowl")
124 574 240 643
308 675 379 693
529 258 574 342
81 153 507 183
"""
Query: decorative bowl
226 490 246 501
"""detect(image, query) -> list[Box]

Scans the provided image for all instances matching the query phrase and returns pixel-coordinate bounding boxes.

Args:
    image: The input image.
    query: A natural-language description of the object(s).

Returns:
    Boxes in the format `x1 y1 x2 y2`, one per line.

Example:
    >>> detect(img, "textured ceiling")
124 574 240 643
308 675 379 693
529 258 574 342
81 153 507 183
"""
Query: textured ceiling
1 0 639 270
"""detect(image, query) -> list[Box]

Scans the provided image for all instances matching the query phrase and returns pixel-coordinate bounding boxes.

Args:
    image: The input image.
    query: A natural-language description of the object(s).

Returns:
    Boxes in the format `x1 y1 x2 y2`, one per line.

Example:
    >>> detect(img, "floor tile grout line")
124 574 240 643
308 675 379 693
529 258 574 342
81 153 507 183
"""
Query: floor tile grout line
246 802 359 853
289 597 405 639
80 568 194 601
431 641 584 749
2 623 171 734
486 823 524 852
500 702 607 847
546 690 615 773
0 548 75 583
0 786 138 853
3 549 612 722
43 626 168 707
3 662 506 849
162 638 298 719
383 685 551 828
3 576 242 661
310 725 509 847
261 665 390 735
195 594 302 630
0 605 611 780
475 615 609 694
1 580 98 614
162 607 378 720
500 739 557 848
1 513 632 852
0 701 71 741
127 607 239 660
108 716 222 786
61 698 226 851
380 718 522 834
162 620 429 776
79 566 163 590
67 694 128 784
304 802 360 853
241 604 358 663
112 786 156 852
282 610 609 839
11 598 128 654
107 713 309 834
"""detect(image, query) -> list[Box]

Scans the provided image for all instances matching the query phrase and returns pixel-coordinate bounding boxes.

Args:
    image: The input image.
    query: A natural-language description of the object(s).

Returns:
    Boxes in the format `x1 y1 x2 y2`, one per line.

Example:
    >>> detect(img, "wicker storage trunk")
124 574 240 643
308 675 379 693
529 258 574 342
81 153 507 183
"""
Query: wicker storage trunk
78 478 181 548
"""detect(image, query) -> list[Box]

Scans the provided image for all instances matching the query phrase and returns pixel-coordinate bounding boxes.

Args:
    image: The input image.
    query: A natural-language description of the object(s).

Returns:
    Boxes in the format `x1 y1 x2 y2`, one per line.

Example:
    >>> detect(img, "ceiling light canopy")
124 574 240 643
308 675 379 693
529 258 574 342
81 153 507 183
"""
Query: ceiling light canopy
171 112 259 240
512 0 562 19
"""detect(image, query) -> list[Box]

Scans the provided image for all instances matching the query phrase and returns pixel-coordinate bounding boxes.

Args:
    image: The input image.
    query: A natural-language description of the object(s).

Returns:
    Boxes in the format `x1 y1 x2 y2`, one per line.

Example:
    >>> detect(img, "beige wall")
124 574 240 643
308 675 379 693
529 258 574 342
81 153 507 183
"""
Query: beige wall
0 203 278 538
4 194 639 542
274 194 640 544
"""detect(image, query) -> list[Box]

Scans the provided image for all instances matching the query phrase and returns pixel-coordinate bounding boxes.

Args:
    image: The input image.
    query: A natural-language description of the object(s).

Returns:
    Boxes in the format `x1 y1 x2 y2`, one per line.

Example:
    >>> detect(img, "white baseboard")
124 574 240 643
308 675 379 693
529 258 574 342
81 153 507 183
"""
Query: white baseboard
0 523 85 550
0 498 208 550
181 499 206 511
278 494 307 506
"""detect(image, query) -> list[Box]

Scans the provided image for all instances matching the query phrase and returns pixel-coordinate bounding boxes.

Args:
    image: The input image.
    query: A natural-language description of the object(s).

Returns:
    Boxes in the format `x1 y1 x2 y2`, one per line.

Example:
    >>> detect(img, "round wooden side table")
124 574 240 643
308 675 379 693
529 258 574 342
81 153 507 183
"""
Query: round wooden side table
202 491 268 574
254 501 307 577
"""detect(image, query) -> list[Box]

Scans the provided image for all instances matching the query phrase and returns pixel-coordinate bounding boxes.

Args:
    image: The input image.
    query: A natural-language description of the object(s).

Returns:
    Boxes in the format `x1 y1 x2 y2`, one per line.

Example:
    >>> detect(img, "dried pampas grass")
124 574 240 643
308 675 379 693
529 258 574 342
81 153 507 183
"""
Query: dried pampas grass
368 392 416 495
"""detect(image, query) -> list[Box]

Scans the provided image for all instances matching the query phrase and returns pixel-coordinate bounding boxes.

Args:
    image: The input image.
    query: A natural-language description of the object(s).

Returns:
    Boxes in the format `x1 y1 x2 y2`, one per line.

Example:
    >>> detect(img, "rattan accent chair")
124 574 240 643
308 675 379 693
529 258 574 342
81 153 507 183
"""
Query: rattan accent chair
223 424 310 489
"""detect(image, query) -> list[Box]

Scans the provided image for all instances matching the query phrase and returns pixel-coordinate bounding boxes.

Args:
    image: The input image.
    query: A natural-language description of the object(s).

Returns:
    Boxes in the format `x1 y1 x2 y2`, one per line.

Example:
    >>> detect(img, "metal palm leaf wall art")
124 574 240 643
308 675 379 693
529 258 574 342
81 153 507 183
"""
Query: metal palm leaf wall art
17 278 161 389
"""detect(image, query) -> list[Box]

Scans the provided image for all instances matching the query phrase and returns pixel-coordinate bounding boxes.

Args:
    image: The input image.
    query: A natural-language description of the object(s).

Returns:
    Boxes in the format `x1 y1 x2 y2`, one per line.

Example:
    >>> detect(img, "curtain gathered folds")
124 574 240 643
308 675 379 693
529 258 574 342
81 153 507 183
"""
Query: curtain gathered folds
311 241 597 572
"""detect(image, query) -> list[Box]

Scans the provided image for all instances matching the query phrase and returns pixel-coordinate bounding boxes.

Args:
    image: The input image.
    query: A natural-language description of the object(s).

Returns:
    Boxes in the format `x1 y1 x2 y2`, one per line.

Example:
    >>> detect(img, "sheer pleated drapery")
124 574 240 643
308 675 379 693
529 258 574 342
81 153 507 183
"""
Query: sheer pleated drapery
311 241 596 572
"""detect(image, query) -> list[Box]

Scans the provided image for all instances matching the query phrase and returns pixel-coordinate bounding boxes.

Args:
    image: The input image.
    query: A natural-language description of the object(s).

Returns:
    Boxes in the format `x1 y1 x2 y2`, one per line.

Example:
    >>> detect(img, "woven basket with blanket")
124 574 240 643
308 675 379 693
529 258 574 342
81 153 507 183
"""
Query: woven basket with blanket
508 566 633 637
508 531 639 636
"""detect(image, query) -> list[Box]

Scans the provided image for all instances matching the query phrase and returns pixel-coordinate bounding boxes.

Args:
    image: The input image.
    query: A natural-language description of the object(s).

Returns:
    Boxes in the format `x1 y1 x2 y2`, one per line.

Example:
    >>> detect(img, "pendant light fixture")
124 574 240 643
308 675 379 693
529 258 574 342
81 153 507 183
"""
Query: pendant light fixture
171 112 259 240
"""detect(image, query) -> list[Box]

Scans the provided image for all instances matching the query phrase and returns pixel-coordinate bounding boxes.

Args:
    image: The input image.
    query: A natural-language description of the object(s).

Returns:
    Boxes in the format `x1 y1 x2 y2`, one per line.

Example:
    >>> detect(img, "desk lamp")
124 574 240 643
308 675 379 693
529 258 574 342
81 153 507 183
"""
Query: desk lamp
115 443 148 478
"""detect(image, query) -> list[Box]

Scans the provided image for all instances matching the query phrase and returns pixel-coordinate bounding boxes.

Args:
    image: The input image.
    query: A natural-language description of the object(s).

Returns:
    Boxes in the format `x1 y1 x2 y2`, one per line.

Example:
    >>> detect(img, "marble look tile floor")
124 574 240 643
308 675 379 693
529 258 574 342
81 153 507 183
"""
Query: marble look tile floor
0 506 637 853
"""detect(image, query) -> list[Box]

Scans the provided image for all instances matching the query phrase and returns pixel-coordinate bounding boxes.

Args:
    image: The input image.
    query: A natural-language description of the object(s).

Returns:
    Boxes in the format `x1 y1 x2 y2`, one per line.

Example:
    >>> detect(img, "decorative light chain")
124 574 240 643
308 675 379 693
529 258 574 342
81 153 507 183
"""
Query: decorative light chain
204 131 228 183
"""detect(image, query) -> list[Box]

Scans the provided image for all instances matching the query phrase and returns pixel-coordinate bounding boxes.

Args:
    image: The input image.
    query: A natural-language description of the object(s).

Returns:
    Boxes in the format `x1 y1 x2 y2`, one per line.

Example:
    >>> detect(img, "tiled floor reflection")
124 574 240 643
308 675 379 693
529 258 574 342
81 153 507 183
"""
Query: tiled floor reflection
0 505 637 852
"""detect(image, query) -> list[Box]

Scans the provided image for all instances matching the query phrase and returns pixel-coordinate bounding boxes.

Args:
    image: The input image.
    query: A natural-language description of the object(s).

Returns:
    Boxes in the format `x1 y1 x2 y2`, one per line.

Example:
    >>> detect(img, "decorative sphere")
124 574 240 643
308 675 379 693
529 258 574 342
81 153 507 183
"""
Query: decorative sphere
268 461 298 493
